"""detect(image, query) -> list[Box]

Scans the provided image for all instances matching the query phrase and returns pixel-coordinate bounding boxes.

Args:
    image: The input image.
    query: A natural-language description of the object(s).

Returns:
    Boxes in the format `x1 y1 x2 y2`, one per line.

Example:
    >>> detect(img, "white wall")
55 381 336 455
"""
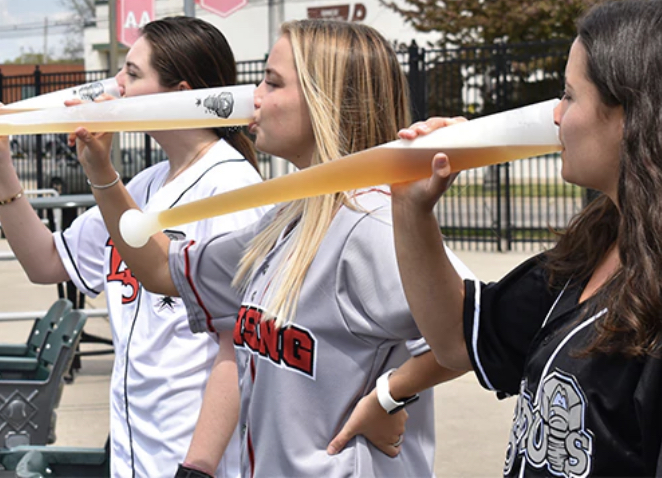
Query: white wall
84 0 440 70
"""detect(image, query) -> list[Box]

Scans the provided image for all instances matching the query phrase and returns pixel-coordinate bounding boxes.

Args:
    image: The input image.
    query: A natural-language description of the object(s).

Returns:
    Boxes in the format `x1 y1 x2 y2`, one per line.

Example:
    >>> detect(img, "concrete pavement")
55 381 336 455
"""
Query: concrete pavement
0 238 538 476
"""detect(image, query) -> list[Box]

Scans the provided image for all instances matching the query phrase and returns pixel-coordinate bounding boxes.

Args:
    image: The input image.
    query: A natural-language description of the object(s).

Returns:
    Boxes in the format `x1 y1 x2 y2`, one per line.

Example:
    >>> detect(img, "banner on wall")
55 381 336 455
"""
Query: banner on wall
117 0 155 47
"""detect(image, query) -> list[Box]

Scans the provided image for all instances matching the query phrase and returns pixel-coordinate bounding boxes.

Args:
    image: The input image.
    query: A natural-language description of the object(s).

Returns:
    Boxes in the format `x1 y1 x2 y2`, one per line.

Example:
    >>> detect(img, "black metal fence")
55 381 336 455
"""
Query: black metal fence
0 39 583 251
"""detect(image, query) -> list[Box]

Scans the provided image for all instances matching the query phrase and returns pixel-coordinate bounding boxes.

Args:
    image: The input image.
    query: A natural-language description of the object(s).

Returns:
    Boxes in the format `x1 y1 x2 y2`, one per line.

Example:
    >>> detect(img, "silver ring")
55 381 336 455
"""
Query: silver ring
392 434 404 447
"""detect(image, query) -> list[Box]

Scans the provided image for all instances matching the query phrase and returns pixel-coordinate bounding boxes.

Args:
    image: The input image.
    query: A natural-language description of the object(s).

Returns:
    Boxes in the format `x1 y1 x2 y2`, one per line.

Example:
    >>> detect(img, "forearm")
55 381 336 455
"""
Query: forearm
87 167 177 297
185 331 240 473
387 350 467 402
392 200 470 371
0 157 68 284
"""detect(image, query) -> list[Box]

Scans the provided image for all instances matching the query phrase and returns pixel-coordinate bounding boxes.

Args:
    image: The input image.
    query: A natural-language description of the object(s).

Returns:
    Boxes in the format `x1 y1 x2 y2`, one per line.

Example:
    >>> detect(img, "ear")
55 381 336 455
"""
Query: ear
177 81 192 91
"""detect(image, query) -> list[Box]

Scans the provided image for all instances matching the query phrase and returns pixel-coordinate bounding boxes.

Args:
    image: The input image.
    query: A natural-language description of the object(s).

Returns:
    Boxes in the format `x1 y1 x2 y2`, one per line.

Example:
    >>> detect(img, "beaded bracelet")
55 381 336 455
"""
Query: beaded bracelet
87 171 121 190
0 189 24 206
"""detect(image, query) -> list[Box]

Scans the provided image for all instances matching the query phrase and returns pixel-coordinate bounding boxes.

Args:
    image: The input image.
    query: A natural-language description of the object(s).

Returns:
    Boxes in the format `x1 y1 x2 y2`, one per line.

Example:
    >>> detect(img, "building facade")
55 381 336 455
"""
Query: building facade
85 0 439 71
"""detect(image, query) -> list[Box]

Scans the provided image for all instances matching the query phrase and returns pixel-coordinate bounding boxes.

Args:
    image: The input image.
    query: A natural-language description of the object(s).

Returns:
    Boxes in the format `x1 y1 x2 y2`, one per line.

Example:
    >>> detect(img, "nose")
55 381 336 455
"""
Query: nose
553 100 562 127
114 69 127 96
253 80 265 109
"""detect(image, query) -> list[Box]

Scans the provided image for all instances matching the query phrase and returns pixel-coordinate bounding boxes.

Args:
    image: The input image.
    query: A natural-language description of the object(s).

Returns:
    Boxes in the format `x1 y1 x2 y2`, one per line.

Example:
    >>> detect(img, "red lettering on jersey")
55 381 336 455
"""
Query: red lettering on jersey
243 308 261 351
106 238 139 304
233 306 247 346
258 319 280 363
281 327 314 375
233 305 315 377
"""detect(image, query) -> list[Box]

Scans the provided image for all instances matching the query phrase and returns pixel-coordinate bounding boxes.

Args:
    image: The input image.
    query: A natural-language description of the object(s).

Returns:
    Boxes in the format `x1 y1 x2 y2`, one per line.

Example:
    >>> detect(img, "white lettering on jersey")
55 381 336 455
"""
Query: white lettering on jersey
504 372 593 477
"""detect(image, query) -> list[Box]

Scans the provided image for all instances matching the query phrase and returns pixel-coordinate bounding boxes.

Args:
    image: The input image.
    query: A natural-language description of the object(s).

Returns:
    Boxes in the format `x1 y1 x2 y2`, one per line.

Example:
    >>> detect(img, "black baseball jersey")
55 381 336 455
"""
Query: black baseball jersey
463 254 662 477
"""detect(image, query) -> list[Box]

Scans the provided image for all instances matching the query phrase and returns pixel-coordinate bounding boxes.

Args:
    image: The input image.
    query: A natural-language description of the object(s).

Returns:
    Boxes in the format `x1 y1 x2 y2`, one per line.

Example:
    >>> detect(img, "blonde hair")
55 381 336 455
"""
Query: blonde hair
233 20 411 327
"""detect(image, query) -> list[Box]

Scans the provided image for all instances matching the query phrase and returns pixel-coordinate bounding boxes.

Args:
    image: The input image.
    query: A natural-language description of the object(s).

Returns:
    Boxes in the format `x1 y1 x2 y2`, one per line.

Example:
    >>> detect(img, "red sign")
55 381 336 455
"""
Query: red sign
197 0 247 18
117 0 155 47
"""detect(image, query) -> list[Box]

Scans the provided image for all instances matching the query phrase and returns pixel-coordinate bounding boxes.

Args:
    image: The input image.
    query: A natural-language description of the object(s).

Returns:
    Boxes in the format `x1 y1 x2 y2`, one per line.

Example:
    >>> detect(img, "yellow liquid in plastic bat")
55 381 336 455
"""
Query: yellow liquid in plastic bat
0 117 250 135
157 143 561 228
0 108 38 115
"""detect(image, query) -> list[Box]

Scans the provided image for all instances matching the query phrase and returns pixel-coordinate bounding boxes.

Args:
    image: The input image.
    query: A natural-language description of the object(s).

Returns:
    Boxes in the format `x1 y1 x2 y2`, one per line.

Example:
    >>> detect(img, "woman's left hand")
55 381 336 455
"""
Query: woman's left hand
326 389 407 458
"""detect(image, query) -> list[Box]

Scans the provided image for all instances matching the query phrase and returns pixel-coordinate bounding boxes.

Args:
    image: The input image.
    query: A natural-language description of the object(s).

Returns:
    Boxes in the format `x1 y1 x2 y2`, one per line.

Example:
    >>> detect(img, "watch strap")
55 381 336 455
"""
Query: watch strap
376 368 420 414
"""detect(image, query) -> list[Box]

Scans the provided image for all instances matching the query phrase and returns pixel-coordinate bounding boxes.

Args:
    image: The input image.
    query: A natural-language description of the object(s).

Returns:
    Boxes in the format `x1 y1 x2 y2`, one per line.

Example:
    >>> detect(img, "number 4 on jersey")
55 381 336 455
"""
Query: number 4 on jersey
106 238 139 304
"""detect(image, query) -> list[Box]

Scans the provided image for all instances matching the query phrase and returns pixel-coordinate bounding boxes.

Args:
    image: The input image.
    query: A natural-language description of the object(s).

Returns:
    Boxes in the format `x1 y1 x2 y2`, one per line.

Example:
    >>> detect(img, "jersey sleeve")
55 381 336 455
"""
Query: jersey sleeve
185 161 268 239
53 205 107 298
462 253 557 396
169 213 269 334
336 205 475 342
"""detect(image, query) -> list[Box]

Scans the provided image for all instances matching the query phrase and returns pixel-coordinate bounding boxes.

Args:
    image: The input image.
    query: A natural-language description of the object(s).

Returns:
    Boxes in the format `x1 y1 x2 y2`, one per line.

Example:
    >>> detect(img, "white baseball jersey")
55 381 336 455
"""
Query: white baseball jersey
53 140 269 478
170 187 475 478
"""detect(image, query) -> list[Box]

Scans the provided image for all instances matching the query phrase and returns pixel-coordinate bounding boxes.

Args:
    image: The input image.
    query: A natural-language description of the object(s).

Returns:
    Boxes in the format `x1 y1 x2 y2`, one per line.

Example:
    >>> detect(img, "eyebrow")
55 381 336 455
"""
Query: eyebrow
264 67 282 79
125 60 141 72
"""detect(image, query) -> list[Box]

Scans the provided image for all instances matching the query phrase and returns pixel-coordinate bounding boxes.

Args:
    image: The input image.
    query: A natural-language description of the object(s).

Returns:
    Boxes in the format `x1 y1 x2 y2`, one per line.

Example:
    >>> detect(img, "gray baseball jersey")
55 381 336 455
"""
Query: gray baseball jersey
170 187 474 478
54 140 268 478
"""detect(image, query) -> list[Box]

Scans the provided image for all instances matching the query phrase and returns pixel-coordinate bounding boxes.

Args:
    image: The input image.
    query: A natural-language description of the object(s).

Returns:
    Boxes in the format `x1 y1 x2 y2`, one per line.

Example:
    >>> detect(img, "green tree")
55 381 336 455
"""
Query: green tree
385 0 604 119
381 0 602 47
58 0 96 61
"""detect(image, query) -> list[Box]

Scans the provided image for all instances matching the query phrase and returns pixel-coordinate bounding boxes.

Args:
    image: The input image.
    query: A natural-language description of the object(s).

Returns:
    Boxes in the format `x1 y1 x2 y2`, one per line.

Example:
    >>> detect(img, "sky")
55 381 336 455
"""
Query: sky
0 0 73 63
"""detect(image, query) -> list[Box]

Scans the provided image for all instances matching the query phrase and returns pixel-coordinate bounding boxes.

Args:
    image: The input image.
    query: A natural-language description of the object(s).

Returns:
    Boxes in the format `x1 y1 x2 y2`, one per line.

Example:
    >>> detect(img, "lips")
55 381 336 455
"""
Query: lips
248 120 258 134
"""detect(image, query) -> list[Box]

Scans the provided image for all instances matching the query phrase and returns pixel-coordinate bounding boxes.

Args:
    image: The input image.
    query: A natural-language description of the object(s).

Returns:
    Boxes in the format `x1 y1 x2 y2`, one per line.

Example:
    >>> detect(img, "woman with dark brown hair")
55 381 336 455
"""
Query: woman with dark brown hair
392 0 662 475
0 16 267 478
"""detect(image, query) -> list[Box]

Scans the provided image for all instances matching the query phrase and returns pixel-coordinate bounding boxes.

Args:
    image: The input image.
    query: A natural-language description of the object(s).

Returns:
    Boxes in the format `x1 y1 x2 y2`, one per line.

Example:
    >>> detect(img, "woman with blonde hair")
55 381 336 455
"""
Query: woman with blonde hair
71 19 473 477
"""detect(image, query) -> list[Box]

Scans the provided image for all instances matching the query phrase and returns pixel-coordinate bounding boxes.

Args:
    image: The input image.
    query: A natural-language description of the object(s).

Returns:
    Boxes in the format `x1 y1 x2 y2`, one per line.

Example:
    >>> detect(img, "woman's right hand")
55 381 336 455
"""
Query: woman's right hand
390 117 466 213
64 95 117 187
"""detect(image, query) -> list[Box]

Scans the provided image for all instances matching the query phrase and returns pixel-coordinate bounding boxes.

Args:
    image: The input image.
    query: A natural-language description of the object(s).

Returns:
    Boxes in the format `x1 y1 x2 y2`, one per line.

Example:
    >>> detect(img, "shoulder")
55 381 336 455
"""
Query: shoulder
338 188 393 246
189 140 263 193
126 161 169 191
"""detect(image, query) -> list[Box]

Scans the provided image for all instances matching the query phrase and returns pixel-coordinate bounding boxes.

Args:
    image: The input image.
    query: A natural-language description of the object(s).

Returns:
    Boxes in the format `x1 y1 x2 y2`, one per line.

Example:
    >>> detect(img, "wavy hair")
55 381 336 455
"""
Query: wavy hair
546 0 662 356
140 16 258 171
233 19 411 327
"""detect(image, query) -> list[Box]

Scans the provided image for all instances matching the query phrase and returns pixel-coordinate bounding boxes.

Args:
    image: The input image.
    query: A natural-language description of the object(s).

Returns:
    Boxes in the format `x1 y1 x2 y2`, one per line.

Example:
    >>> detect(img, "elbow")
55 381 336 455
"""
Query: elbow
431 344 473 373
25 268 62 286
139 266 179 298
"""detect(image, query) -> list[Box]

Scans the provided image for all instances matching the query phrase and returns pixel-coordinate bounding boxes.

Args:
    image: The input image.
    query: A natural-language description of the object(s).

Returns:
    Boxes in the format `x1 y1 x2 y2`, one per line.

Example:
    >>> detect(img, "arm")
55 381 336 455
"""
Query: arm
0 136 69 284
182 330 240 475
390 118 472 371
71 128 177 296
327 350 465 457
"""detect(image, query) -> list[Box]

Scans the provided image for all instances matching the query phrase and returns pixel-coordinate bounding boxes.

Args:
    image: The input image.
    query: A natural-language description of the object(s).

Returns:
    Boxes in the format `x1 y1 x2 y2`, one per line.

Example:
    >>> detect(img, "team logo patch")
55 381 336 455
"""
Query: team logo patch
157 296 177 312
233 305 316 378
505 371 593 478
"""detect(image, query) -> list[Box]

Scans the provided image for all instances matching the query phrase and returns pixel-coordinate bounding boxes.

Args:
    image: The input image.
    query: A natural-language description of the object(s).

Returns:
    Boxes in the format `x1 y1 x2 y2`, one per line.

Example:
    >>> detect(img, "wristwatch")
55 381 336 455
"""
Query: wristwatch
175 464 214 478
376 369 420 415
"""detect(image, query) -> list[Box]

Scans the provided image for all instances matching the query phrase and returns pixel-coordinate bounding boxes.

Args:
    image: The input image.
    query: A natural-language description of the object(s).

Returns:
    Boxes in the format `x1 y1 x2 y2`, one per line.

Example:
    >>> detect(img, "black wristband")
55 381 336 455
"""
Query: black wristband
175 463 214 478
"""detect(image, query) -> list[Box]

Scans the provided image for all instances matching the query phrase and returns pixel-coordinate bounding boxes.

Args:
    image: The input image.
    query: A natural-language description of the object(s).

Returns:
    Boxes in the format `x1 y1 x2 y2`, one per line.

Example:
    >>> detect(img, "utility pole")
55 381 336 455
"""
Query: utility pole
184 0 196 17
43 18 49 64
108 0 122 174
268 0 284 49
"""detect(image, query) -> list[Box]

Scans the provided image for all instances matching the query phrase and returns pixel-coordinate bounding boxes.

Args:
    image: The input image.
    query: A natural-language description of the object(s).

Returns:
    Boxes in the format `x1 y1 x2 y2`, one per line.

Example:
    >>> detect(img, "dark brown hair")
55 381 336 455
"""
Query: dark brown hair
547 0 662 357
140 16 258 171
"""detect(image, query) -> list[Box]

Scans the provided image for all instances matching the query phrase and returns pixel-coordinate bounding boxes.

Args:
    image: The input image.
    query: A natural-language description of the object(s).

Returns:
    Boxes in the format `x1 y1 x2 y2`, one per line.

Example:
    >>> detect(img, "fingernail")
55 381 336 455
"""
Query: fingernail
327 446 337 455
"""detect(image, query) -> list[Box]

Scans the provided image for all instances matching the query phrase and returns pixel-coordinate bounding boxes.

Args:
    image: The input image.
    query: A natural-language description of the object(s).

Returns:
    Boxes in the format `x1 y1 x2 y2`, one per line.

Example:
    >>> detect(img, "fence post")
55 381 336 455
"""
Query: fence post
144 133 152 168
493 42 512 251
34 66 44 190
407 40 427 122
